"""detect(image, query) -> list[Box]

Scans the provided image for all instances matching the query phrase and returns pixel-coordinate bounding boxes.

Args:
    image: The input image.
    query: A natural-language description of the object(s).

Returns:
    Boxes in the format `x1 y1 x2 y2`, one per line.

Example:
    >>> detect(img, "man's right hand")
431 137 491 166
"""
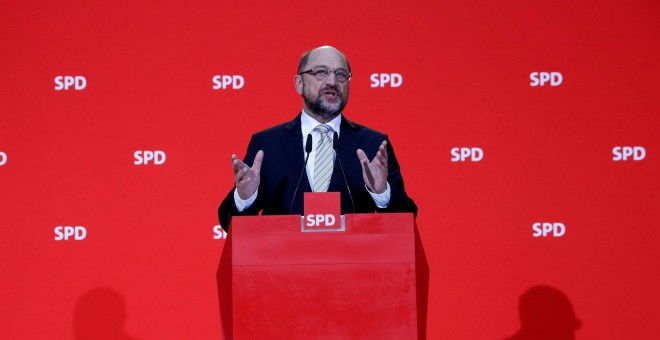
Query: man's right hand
232 150 264 199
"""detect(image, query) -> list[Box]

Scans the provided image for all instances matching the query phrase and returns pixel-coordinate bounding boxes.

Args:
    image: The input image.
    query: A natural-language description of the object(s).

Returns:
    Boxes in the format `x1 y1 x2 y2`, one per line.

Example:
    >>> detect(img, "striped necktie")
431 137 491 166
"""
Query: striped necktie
313 124 334 192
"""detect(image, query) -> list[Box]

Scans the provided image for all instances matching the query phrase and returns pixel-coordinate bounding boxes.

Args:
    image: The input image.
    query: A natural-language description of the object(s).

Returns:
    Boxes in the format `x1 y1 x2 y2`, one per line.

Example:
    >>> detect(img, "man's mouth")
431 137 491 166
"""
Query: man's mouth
322 89 339 100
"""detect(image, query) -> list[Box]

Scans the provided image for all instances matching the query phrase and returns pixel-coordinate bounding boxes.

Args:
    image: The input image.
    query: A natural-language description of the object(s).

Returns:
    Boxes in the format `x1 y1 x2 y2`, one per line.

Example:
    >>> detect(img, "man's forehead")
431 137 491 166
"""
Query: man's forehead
307 48 348 68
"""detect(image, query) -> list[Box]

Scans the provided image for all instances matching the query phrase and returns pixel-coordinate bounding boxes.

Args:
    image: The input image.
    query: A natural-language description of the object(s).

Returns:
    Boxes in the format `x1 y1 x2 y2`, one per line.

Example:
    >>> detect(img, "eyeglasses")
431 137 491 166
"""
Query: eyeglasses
298 66 352 83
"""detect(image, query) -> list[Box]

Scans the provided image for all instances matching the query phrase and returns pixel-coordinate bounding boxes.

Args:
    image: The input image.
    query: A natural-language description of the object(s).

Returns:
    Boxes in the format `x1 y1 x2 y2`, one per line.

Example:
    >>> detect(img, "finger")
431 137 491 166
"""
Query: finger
357 149 376 187
237 175 251 187
234 167 247 185
252 150 264 173
363 162 375 190
380 141 388 161
238 166 249 178
374 155 386 168
380 156 388 169
371 148 386 167
378 149 388 166
232 155 246 173
356 149 369 164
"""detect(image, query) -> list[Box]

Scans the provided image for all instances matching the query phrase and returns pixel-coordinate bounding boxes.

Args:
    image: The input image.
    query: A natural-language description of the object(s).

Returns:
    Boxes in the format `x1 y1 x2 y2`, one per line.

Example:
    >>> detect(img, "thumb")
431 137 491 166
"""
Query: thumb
356 149 368 164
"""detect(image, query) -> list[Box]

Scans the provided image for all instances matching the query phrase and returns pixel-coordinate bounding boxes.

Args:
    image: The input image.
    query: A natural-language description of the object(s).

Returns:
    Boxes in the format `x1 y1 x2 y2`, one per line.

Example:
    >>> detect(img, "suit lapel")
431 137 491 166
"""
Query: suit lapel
283 113 312 192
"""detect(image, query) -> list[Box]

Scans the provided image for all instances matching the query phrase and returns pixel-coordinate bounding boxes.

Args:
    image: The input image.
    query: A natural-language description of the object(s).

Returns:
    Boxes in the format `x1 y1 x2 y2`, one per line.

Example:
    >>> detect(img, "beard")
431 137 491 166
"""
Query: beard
302 84 347 121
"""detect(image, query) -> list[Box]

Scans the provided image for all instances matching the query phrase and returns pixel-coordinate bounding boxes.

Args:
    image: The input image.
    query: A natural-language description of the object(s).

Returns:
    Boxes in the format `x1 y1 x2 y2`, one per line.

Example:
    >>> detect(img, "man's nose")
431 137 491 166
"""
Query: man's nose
325 71 338 85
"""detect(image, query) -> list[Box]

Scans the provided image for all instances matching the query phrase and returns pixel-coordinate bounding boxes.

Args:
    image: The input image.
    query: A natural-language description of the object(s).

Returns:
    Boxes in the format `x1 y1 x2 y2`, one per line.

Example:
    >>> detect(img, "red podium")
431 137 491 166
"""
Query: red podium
217 207 428 339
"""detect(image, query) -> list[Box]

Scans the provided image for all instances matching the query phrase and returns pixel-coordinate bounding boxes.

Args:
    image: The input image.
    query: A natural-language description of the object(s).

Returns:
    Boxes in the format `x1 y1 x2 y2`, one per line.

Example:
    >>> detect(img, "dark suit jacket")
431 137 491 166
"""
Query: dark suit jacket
218 114 417 231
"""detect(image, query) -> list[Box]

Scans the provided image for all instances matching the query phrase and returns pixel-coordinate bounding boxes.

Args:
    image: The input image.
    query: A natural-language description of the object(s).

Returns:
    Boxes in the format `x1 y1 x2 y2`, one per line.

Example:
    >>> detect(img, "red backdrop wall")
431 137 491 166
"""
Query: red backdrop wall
1 0 659 338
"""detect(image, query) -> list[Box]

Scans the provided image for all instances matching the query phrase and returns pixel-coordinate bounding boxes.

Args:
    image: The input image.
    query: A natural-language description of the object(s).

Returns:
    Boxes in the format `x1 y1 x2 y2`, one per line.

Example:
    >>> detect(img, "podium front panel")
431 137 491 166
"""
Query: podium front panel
219 213 423 339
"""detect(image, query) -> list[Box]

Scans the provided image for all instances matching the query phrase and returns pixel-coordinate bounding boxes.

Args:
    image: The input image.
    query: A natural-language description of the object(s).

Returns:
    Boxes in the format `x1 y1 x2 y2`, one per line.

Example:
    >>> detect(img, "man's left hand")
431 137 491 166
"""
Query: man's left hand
356 140 388 194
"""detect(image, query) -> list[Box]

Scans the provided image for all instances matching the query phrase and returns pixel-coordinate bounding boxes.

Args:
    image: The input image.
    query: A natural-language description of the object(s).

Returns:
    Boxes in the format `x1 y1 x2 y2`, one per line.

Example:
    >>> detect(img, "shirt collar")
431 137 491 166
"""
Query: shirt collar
301 110 342 137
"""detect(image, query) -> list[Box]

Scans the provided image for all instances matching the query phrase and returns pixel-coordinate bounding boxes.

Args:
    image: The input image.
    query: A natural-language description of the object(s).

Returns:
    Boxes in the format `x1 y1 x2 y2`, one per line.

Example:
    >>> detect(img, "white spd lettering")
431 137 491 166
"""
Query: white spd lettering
530 72 562 86
532 222 565 237
612 146 646 161
305 214 336 227
450 147 483 162
370 73 403 88
54 226 87 240
54 76 87 90
213 225 228 240
212 75 244 90
134 150 166 165
0 151 6 166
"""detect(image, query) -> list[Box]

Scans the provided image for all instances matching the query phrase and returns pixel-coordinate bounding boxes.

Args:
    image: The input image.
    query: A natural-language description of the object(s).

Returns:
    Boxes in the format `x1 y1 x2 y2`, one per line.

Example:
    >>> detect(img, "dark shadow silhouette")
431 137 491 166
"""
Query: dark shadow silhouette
504 285 582 340
74 287 141 340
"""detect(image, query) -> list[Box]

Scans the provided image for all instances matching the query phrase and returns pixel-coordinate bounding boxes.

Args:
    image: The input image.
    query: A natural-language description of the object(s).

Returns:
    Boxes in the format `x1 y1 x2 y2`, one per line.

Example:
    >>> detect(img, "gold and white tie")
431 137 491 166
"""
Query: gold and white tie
313 124 334 192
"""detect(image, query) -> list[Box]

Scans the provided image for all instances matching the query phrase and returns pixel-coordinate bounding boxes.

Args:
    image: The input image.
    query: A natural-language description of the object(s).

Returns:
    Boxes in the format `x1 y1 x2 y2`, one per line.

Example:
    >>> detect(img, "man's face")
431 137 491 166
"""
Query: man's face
297 48 350 121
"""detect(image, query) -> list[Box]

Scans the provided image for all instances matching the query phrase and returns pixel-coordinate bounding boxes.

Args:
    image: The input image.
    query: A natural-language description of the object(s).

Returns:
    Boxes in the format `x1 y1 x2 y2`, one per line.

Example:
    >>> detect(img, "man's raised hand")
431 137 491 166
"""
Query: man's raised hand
232 150 264 199
356 140 388 194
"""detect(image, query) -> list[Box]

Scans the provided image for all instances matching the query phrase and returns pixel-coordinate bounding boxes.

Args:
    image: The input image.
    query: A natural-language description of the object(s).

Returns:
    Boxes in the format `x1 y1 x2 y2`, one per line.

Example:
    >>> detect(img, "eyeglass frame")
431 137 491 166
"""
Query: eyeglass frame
298 66 352 83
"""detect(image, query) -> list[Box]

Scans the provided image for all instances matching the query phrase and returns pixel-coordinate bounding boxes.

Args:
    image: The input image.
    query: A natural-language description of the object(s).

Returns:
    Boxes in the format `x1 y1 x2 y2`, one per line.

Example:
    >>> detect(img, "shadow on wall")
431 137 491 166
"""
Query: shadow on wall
74 287 141 340
503 285 582 340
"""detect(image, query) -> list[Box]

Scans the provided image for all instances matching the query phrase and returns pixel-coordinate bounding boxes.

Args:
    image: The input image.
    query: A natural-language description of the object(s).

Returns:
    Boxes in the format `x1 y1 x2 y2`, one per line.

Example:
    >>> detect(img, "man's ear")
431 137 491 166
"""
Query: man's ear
294 75 303 95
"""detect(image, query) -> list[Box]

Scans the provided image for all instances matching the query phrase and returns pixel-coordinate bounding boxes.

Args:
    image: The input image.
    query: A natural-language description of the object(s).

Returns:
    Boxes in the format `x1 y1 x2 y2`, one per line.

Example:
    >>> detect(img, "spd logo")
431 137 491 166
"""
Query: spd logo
54 76 87 90
0 151 6 166
532 222 565 237
212 75 244 90
303 192 342 232
370 73 403 88
54 226 87 241
450 147 483 162
612 146 646 161
213 225 228 240
530 72 563 86
305 214 337 228
134 150 166 165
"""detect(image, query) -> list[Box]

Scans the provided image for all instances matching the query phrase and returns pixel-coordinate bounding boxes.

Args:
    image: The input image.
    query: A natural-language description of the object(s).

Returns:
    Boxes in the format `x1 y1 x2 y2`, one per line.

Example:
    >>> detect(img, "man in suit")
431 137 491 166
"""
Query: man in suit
218 46 417 231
